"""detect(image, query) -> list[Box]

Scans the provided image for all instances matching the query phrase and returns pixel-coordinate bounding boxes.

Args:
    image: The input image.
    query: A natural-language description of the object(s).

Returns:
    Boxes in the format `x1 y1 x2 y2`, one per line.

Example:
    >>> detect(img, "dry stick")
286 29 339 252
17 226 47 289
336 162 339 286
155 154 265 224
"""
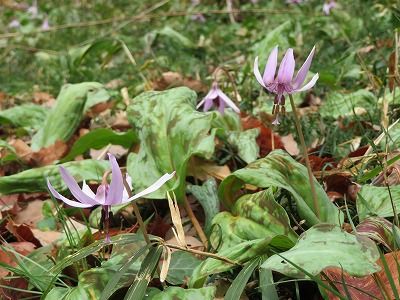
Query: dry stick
288 94 320 219
165 243 239 266
183 195 208 248
122 177 151 245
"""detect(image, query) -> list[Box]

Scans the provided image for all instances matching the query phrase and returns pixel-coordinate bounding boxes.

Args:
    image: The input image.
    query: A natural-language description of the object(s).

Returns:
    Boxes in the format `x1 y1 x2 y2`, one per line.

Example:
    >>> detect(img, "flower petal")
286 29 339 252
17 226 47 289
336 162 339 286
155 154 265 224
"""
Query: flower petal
203 98 214 112
47 179 92 208
59 166 98 205
82 180 96 198
263 46 278 84
292 46 316 89
106 153 124 205
123 172 176 203
277 48 295 83
294 73 319 92
95 184 107 205
253 57 267 88
217 90 240 113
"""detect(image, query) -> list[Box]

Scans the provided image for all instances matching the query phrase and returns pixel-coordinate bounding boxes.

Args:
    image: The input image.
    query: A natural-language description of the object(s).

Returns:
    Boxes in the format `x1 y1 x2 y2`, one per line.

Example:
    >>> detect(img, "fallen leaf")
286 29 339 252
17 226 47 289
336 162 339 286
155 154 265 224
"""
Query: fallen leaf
31 140 69 166
33 91 55 106
0 242 35 278
323 251 400 300
281 134 299 156
13 200 44 227
5 220 42 247
152 71 207 93
187 157 231 181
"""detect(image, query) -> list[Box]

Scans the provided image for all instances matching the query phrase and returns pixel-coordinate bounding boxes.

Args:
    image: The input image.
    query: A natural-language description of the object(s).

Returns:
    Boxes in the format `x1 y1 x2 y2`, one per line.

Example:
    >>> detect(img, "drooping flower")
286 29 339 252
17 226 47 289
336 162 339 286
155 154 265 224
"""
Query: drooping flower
323 0 337 15
41 17 50 30
286 0 303 4
254 46 318 124
47 153 175 241
196 82 240 114
27 0 38 18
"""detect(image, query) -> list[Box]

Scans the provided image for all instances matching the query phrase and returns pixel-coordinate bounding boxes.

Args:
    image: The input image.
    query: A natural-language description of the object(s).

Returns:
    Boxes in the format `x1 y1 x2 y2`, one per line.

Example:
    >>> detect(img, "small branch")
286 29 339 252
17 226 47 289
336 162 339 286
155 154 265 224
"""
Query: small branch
165 243 240 266
183 196 208 248
288 94 320 219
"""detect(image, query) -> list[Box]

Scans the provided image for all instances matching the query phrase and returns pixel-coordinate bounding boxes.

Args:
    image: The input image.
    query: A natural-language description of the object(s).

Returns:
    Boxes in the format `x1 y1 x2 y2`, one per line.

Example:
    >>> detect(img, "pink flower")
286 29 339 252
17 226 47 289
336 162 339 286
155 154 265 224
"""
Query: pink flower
8 19 20 29
323 0 337 15
197 82 240 114
254 46 318 124
41 17 50 30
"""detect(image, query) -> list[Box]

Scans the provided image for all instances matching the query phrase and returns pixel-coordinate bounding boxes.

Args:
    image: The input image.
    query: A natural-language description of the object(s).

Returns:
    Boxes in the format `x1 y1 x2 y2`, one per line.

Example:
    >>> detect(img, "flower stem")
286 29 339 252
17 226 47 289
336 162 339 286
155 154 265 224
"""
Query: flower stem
183 195 208 248
122 176 151 245
288 94 320 219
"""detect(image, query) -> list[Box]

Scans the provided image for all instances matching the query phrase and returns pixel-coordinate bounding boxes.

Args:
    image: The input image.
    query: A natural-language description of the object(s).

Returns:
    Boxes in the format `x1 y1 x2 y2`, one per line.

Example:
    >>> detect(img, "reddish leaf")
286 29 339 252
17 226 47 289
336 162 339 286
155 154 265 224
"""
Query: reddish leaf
0 242 35 279
356 217 395 251
5 220 41 247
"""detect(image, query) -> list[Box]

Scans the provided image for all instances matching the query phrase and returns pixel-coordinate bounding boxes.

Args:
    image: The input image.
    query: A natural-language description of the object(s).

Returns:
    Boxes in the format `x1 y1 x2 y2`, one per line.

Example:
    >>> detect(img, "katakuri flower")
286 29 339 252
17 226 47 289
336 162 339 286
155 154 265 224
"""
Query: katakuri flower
196 82 240 114
8 19 20 29
47 153 175 241
254 46 319 124
323 0 337 15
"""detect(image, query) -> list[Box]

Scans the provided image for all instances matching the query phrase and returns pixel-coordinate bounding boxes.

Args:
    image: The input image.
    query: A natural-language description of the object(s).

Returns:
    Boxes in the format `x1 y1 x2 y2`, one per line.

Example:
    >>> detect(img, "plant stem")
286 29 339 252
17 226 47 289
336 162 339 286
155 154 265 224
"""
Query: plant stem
122 176 151 245
288 94 320 219
165 243 239 266
183 196 208 248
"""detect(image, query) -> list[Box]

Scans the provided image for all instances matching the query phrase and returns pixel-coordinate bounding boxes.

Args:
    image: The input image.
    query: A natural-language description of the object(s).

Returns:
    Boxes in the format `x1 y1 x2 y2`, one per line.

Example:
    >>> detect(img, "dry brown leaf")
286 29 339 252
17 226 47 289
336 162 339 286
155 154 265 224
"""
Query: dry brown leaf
0 242 35 279
324 251 400 300
281 134 299 156
31 140 68 166
13 200 44 227
5 220 42 247
30 229 62 246
152 71 207 92
187 157 231 181
33 91 55 106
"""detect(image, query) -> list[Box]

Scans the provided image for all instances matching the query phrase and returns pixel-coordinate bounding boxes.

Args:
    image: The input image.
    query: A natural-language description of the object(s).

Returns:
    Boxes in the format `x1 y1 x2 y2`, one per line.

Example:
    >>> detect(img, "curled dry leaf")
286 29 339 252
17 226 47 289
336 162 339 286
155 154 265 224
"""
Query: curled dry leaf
152 71 207 93
323 251 400 300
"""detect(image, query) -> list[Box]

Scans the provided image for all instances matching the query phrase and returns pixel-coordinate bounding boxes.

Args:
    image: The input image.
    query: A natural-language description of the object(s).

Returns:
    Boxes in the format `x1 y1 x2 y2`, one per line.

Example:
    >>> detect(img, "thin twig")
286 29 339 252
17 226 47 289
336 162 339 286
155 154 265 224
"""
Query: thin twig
165 243 239 266
289 94 320 219
183 195 208 248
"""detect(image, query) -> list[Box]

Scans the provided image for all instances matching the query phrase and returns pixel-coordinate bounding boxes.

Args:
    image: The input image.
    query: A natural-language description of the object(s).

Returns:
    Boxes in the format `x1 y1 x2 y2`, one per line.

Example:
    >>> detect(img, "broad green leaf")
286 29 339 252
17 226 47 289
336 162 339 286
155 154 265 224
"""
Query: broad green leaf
262 224 380 278
225 257 262 300
356 185 400 221
319 89 377 118
0 159 108 195
227 128 260 164
219 150 343 226
61 128 138 162
31 82 111 150
187 178 220 233
165 251 202 285
146 286 216 300
189 236 292 288
126 87 215 200
0 139 18 165
0 103 48 132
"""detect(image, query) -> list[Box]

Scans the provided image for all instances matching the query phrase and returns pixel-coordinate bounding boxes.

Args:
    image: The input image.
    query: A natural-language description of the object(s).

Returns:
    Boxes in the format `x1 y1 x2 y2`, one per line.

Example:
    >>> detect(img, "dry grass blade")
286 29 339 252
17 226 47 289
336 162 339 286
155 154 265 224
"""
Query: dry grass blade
159 246 172 283
167 192 186 248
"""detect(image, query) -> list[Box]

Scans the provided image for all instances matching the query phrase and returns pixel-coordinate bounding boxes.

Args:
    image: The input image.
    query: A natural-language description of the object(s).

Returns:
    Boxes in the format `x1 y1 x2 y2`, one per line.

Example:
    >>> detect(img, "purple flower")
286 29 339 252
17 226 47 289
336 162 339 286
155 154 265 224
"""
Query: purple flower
191 13 206 23
47 153 175 241
196 82 240 114
254 46 318 124
41 17 50 30
8 19 20 29
323 0 337 15
27 0 38 18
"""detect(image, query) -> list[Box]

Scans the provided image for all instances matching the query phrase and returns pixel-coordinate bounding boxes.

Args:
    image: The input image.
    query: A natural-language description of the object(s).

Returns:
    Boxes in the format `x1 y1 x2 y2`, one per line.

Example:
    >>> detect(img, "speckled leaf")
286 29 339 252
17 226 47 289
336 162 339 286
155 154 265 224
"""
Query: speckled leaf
145 286 216 300
262 224 380 278
356 217 397 251
32 82 110 150
126 87 215 200
219 150 343 226
189 190 295 288
0 104 48 133
165 251 202 285
0 159 108 195
357 185 400 221
187 178 220 233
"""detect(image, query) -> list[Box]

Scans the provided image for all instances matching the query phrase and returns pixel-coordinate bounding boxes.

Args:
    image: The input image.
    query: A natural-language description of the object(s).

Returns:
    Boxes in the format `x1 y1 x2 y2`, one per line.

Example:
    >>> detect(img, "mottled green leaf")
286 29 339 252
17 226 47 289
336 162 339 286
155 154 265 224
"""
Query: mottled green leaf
227 128 259 164
319 89 377 118
0 103 48 132
0 159 108 195
61 128 138 162
356 217 397 251
262 224 380 278
126 87 215 200
146 286 216 300
187 178 220 233
357 185 400 221
166 251 201 285
32 82 111 150
219 150 343 226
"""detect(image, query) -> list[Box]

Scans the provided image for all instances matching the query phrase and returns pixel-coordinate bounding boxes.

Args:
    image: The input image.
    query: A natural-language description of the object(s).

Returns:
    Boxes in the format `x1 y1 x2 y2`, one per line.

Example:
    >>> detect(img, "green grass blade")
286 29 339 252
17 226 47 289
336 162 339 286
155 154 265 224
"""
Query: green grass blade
379 251 400 300
259 267 279 300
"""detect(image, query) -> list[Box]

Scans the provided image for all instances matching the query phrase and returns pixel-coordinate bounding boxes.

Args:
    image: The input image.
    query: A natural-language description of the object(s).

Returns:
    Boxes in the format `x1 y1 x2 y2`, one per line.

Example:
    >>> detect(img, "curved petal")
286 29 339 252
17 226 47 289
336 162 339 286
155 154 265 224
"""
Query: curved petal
82 180 96 198
263 46 278 84
292 46 316 89
277 48 295 83
106 153 124 205
294 73 319 92
59 167 98 205
253 57 267 88
47 179 92 208
123 172 176 203
95 184 107 205
217 90 240 113
203 98 214 112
